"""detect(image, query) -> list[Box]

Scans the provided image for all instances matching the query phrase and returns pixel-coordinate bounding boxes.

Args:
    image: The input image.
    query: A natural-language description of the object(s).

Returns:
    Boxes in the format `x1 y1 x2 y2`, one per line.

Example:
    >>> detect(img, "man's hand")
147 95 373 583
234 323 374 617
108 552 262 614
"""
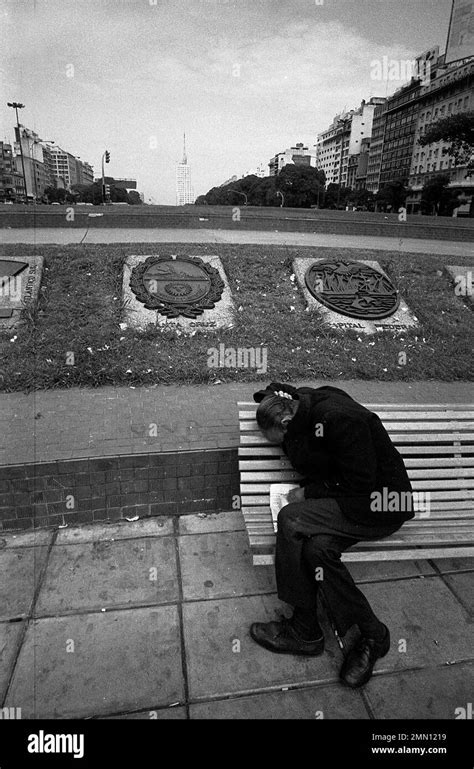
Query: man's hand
287 486 306 504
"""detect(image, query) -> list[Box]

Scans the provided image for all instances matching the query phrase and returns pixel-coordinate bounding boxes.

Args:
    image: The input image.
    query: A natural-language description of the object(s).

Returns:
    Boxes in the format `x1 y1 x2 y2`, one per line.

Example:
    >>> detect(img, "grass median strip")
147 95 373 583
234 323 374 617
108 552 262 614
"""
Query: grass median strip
0 242 472 391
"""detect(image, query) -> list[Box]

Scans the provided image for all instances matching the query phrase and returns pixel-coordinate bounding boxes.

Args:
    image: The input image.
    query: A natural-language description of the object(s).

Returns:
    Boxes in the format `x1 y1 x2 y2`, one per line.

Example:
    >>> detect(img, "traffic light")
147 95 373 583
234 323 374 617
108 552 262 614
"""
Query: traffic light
105 150 110 163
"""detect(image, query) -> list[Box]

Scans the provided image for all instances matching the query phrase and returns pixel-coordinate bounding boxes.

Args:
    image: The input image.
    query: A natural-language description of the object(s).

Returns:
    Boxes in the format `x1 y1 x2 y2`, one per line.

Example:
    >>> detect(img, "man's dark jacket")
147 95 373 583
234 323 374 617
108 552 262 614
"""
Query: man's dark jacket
253 383 414 526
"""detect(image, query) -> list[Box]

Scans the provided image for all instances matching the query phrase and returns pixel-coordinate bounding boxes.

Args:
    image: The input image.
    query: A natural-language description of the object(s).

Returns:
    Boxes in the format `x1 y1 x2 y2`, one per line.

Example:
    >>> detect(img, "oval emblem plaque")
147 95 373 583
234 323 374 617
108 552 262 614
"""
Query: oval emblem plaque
129 255 225 319
305 260 400 320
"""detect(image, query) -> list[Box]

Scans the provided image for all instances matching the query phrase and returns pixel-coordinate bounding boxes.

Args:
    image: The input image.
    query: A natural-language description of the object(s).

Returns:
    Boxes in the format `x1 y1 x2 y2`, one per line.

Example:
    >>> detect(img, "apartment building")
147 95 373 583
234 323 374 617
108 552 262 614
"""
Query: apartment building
268 143 316 176
407 57 473 213
0 142 26 201
316 98 385 187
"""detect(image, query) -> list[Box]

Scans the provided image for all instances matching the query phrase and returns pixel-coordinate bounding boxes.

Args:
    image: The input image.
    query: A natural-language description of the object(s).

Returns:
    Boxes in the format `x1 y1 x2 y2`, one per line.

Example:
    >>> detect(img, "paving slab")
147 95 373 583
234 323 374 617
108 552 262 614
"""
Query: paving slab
0 546 50 620
4 606 184 718
442 573 474 614
35 537 178 616
179 530 276 601
432 557 474 573
357 577 474 673
0 530 53 549
190 683 369 719
0 620 25 702
178 510 245 535
183 593 342 700
349 560 435 584
364 662 474 719
101 706 186 719
55 517 174 545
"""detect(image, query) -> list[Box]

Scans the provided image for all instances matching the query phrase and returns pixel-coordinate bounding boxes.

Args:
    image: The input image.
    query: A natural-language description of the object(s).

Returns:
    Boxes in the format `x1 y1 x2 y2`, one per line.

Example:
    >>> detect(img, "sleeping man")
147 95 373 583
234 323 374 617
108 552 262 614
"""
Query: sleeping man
249 382 413 688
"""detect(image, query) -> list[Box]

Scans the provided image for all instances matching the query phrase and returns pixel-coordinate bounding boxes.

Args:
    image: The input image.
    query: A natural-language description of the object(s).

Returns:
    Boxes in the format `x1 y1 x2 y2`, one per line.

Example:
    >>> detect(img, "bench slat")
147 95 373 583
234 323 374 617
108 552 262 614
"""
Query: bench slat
248 529 474 546
240 471 300 483
398 445 474 455
253 547 474 565
240 458 474 470
239 437 474 452
240 431 474 443
240 411 474 421
240 462 474 479
241 484 474 499
242 501 474 515
240 419 474 432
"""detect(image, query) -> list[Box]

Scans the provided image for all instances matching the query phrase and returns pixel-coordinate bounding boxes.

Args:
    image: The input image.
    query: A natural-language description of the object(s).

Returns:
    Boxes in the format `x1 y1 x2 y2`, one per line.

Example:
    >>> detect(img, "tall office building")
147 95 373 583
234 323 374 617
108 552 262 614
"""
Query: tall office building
46 145 93 189
176 133 194 205
315 98 386 188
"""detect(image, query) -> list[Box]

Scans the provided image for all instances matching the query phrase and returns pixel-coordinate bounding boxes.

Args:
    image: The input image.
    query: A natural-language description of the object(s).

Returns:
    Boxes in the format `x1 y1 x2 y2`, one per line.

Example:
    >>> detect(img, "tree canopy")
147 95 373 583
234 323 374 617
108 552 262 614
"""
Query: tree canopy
419 111 474 174
375 180 408 211
196 165 326 208
420 173 460 216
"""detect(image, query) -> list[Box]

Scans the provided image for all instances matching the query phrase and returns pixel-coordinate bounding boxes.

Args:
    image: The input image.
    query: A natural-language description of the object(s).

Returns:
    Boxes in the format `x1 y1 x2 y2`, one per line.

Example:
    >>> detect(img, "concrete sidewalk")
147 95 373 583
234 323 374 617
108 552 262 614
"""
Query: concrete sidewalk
2 380 474 467
1 228 473 255
1 512 472 719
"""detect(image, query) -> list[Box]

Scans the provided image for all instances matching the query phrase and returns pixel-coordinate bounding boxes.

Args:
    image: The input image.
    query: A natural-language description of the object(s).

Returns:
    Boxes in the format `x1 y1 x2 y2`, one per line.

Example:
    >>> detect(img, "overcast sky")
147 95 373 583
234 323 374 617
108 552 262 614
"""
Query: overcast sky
1 0 453 204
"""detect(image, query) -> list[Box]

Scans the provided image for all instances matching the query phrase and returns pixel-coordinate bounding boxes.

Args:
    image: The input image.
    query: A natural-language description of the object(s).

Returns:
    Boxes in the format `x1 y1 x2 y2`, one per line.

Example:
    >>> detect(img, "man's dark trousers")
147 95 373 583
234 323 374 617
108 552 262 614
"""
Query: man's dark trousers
275 498 402 637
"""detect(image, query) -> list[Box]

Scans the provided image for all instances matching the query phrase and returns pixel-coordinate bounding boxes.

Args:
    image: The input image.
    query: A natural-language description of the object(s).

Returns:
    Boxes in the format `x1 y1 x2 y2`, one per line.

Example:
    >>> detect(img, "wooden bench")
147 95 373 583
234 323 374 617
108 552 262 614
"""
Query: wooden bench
238 402 474 566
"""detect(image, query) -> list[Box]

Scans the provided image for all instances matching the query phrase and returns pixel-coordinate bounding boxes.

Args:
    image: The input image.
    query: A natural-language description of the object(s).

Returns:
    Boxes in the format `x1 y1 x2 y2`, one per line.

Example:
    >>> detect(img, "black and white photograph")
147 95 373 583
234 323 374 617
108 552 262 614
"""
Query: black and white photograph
0 0 473 760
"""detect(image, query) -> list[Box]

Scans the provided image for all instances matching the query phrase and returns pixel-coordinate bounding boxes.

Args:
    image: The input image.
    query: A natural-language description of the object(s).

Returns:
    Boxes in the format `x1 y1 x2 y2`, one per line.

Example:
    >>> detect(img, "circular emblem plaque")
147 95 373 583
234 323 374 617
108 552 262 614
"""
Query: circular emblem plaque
129 255 225 319
305 260 400 320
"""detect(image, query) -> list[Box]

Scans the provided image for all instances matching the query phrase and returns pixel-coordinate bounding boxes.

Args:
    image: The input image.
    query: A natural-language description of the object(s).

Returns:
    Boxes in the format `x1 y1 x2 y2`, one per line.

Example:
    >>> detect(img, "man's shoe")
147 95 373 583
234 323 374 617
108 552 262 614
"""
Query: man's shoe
340 624 390 688
250 617 324 656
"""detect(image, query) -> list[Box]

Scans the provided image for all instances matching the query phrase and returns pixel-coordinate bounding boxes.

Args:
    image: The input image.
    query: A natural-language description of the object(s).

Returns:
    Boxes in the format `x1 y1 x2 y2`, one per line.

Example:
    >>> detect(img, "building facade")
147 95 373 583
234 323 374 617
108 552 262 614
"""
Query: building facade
376 80 423 190
13 127 51 200
346 137 372 190
366 101 389 193
407 57 474 213
176 135 194 205
365 52 473 210
316 98 385 188
268 143 316 176
0 142 26 202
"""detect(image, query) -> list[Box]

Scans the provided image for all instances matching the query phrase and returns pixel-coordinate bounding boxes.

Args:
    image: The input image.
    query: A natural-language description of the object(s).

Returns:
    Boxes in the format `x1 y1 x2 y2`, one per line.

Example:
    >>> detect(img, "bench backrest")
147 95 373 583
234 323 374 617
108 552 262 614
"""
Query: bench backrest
238 403 474 543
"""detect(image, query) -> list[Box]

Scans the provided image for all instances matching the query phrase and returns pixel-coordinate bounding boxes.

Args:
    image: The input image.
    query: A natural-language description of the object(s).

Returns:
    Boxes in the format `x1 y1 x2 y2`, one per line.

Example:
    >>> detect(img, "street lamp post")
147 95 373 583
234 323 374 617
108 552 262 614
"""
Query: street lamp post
7 102 28 204
228 188 247 205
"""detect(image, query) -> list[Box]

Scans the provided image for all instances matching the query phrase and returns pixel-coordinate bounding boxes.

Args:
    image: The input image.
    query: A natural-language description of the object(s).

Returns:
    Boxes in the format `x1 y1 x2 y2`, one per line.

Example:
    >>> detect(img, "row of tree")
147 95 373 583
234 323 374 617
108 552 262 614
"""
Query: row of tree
195 165 463 215
196 111 474 215
43 181 142 205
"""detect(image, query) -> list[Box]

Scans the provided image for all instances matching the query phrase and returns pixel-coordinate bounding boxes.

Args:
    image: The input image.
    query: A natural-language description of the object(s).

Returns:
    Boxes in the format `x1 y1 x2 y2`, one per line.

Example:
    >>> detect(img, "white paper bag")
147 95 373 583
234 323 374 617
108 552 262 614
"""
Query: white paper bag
270 483 299 532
